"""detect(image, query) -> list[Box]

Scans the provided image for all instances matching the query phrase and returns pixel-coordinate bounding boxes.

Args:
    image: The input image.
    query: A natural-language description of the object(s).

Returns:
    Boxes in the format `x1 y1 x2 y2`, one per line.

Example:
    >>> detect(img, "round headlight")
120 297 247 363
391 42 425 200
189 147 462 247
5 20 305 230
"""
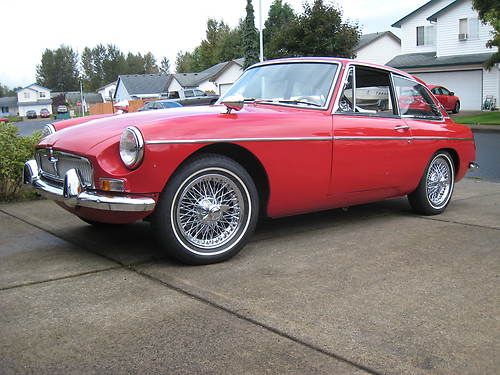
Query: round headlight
41 123 56 138
120 126 144 169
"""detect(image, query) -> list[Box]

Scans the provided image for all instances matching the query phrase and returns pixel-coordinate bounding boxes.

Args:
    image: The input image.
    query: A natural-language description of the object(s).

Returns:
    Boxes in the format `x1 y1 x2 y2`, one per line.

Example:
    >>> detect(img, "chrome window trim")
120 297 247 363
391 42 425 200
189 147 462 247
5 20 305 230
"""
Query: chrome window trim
223 60 342 111
146 136 473 145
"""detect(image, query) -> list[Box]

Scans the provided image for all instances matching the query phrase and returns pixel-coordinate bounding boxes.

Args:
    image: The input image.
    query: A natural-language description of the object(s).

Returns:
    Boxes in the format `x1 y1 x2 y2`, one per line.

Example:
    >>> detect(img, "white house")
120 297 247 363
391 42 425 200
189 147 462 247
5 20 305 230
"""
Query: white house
354 31 401 65
165 58 244 96
388 0 499 110
16 84 53 117
97 81 117 102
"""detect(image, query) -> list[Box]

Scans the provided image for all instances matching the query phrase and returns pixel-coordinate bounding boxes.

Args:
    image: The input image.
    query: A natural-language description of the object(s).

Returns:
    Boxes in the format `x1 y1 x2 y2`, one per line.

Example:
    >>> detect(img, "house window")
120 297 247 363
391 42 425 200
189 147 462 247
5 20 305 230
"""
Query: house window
23 92 29 99
1 106 8 113
39 92 46 98
416 25 435 46
459 18 478 40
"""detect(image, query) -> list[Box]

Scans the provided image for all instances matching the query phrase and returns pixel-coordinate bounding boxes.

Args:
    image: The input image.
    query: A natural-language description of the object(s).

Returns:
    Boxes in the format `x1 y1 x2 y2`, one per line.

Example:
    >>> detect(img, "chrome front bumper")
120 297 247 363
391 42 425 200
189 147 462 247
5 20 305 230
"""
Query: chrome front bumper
23 159 156 212
469 162 479 169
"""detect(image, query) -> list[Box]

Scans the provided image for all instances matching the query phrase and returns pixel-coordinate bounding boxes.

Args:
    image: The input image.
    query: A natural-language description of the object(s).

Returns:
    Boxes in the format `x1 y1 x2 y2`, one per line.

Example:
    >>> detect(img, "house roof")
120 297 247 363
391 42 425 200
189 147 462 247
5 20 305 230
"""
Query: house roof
386 51 494 69
0 96 18 107
427 0 465 22
52 91 103 104
117 74 171 95
391 0 439 28
17 83 51 93
173 58 245 87
97 81 117 92
354 31 401 51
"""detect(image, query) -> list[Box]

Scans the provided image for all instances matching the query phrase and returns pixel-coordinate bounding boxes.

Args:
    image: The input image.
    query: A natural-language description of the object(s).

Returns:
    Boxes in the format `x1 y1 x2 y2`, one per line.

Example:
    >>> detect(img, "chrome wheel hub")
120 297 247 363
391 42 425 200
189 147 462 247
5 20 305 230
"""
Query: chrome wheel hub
426 157 451 207
176 173 244 250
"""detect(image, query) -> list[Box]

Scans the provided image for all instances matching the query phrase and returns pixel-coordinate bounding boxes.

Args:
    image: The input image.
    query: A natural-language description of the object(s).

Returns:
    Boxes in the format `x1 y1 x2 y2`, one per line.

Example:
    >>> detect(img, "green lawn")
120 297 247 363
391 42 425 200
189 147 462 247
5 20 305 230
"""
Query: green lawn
453 112 500 125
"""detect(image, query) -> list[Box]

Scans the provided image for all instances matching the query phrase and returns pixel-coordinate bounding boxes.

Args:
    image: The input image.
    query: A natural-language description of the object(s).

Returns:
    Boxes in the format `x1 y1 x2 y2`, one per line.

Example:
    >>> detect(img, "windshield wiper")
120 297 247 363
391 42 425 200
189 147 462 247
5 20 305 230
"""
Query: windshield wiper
274 99 323 107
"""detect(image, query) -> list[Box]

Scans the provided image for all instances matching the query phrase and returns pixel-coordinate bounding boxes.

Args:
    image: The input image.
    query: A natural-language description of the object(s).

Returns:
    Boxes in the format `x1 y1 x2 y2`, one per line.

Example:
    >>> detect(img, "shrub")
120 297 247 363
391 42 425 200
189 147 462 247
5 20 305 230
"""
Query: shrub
0 122 41 201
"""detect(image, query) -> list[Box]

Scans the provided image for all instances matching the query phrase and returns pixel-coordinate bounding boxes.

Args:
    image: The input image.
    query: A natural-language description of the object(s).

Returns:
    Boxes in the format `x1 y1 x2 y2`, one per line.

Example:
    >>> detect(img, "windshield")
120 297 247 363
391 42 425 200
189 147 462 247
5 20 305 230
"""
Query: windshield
220 62 338 108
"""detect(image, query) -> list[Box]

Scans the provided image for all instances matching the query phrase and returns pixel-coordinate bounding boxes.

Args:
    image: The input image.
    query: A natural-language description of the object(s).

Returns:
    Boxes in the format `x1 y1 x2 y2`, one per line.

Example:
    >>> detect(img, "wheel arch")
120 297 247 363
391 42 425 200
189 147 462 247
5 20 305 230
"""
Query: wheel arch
165 142 270 217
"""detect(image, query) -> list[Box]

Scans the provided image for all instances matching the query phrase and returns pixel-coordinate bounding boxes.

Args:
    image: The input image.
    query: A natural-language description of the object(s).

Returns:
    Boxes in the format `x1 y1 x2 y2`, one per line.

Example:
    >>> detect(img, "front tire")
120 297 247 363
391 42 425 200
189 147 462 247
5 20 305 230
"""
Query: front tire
152 154 259 265
408 151 455 215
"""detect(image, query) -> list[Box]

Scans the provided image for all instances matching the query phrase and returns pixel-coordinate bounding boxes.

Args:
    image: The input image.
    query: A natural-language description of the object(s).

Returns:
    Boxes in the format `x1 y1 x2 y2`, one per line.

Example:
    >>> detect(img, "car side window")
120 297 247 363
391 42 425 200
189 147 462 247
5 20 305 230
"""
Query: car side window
194 90 205 96
432 87 442 95
184 90 194 98
440 87 451 95
393 76 442 119
168 91 180 99
336 66 396 116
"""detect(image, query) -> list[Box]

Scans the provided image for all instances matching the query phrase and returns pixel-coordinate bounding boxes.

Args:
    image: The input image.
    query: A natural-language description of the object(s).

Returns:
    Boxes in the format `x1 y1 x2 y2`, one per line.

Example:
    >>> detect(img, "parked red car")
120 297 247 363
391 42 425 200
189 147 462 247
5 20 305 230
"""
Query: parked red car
428 85 460 113
0 117 8 123
24 58 476 264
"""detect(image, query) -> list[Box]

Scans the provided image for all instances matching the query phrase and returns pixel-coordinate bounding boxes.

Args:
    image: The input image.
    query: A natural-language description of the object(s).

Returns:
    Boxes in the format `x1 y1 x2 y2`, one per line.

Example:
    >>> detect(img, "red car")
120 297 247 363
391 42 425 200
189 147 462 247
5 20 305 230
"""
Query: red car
428 85 460 113
0 117 8 123
24 58 476 264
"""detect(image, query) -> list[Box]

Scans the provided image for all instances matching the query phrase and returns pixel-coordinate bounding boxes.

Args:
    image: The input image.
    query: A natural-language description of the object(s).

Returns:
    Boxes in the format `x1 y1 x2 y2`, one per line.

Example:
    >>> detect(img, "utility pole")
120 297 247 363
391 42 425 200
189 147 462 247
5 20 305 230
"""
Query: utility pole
79 80 84 117
259 0 264 62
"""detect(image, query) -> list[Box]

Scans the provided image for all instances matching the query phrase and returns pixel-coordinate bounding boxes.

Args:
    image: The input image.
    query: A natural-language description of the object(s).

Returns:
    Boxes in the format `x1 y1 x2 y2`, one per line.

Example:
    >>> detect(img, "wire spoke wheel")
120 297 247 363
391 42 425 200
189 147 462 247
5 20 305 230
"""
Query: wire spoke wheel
426 156 451 208
175 172 246 251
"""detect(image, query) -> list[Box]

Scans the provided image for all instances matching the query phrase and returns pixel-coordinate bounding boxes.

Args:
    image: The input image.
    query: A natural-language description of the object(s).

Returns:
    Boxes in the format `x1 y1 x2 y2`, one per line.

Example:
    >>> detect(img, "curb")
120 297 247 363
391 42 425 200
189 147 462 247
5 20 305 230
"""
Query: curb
464 124 500 131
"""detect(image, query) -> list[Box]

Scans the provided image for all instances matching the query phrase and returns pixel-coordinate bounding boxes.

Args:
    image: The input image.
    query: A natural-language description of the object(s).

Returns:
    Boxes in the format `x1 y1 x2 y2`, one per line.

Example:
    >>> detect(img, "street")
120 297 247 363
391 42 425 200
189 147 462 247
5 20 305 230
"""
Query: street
1 178 499 374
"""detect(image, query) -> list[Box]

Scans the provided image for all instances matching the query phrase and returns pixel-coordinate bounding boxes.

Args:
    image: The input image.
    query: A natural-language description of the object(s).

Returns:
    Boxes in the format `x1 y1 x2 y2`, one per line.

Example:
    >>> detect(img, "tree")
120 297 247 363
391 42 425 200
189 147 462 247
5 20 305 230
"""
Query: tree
143 52 159 74
472 0 499 68
160 57 171 74
271 0 360 59
36 45 80 91
0 83 15 97
264 0 296 59
242 0 259 68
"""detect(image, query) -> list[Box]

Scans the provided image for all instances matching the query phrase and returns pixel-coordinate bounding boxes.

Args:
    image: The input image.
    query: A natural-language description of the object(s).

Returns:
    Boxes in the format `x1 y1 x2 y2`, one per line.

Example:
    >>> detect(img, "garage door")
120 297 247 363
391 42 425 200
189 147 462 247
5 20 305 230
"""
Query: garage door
414 70 482 111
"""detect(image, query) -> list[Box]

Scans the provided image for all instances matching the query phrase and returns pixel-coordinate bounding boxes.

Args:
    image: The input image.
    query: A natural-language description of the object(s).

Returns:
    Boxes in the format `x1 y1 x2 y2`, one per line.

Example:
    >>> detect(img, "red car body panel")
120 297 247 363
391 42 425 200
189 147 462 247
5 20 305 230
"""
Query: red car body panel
52 113 115 132
37 58 475 222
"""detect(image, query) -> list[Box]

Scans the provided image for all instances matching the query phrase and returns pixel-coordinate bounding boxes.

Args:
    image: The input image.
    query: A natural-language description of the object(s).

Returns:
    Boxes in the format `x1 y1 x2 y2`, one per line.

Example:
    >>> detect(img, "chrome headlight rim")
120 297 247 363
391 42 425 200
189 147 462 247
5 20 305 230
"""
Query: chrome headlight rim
120 126 144 170
41 123 56 138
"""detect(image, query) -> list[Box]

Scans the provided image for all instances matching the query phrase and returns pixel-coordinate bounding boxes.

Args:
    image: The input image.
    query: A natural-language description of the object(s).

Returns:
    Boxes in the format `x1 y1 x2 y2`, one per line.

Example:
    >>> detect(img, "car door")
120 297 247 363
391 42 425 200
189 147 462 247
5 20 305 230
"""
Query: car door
193 89 208 105
183 90 195 106
439 86 453 110
331 65 416 201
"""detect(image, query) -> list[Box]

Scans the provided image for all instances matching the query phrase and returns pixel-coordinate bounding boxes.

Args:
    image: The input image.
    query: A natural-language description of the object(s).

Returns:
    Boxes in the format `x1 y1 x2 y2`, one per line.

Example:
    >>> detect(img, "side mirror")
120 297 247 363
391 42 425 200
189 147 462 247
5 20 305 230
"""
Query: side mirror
221 94 244 113
450 92 454 96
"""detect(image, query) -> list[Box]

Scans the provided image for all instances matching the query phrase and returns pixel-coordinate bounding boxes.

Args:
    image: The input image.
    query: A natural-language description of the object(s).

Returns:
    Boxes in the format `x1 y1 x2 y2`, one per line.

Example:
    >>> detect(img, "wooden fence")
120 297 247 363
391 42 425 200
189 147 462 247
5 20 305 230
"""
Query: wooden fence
89 100 145 115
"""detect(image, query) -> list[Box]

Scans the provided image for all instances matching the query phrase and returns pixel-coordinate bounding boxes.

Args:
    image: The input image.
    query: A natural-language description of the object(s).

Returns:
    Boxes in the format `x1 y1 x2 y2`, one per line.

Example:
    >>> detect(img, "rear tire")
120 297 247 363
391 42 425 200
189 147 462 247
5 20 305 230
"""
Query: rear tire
408 151 455 215
452 101 460 114
152 154 259 265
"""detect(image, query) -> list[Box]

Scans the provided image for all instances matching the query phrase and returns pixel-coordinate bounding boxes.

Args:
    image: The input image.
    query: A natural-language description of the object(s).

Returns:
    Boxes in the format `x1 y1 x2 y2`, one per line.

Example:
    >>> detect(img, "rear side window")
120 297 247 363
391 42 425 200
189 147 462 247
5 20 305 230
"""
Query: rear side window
336 66 395 116
168 91 180 99
184 90 194 98
393 76 442 119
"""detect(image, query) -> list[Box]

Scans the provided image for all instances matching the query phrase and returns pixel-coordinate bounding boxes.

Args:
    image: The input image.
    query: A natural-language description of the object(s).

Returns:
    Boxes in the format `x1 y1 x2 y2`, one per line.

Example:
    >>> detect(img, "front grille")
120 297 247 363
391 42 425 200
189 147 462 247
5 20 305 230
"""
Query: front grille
35 149 94 187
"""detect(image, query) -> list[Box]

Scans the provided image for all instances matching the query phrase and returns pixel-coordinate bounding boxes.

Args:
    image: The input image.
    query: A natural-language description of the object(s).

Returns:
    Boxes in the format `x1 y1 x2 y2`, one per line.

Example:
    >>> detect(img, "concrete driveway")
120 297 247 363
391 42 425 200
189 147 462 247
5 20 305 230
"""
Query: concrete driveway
0 178 499 374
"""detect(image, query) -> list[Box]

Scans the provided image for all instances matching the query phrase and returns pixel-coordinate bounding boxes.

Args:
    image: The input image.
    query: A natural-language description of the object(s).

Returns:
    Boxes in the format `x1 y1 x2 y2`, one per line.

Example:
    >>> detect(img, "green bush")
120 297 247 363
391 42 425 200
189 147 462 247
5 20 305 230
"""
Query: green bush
6 115 23 122
0 122 41 201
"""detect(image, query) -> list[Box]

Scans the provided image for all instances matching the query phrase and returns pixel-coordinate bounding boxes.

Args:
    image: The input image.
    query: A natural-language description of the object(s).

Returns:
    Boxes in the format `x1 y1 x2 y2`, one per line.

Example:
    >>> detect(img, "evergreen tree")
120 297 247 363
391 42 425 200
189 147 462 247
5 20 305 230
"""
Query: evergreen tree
36 45 80 91
143 52 159 74
160 57 171 74
242 0 259 69
264 0 296 59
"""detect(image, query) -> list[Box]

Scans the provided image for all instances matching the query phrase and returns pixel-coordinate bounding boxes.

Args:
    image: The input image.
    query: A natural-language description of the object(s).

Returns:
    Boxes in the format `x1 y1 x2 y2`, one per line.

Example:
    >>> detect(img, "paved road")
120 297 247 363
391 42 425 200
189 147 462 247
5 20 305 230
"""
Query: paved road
13 119 54 137
0 179 499 374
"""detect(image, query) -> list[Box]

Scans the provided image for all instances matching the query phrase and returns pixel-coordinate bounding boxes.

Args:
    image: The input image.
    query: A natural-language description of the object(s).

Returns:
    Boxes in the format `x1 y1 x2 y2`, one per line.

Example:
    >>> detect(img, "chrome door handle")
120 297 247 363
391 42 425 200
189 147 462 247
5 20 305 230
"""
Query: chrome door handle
395 124 410 131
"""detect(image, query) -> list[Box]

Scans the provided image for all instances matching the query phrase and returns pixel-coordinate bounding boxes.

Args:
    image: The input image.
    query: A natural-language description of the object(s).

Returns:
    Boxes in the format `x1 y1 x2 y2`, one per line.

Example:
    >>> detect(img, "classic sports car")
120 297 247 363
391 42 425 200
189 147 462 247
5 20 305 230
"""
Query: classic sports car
24 58 477 265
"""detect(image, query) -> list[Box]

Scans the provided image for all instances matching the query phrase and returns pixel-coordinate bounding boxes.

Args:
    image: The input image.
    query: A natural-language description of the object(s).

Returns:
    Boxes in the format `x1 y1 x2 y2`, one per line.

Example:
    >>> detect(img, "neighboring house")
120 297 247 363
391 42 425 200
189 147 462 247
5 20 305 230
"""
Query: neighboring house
16 83 52 117
114 74 171 102
388 0 499 110
51 91 103 112
0 96 18 116
354 31 401 65
113 59 245 102
97 81 117 102
166 58 244 96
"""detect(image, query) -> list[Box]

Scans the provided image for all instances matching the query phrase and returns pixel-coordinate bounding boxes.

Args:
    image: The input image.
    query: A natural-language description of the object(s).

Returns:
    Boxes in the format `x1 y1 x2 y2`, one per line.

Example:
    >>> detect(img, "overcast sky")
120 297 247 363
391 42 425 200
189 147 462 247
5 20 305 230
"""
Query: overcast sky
0 0 427 88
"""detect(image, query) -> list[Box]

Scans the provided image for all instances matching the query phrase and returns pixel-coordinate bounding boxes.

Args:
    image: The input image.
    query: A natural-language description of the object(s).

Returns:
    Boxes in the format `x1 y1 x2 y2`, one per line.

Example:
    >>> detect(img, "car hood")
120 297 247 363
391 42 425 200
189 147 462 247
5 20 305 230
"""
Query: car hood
39 106 232 152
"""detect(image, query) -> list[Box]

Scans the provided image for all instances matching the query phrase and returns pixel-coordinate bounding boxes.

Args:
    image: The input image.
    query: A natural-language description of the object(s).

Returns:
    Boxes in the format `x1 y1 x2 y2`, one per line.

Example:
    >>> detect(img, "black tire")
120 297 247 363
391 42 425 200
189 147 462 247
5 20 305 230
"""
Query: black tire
408 151 455 215
452 101 460 114
152 154 259 265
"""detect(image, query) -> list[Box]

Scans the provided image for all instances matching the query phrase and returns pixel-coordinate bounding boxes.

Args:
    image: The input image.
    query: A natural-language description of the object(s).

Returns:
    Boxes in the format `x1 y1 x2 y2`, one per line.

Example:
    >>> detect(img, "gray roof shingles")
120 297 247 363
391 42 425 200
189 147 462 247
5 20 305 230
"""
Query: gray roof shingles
0 96 18 107
386 52 494 69
118 73 171 95
355 31 401 51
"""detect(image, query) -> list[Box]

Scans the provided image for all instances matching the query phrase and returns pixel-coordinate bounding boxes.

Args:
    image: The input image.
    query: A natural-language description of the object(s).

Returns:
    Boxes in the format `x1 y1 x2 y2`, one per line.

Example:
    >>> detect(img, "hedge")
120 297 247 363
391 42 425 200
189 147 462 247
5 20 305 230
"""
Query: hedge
0 122 41 201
